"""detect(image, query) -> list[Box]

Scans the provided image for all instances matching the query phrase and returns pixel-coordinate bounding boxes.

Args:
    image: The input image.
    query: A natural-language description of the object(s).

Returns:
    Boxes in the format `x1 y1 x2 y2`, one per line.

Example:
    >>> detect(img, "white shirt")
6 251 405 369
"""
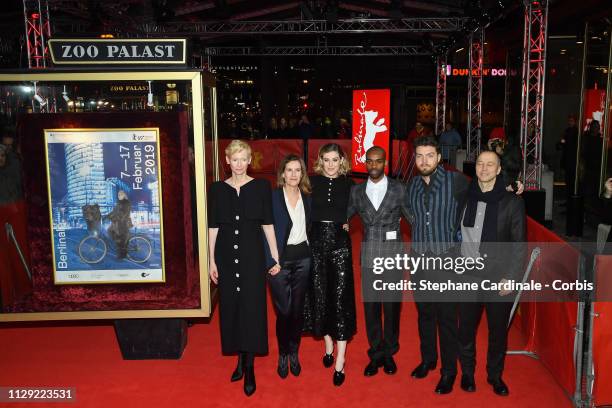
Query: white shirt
366 175 388 211
284 189 308 245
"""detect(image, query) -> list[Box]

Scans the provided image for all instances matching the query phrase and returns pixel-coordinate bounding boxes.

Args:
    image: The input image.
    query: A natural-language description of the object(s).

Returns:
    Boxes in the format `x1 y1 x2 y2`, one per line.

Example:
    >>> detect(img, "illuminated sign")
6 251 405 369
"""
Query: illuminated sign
351 89 391 175
49 39 187 65
445 64 516 77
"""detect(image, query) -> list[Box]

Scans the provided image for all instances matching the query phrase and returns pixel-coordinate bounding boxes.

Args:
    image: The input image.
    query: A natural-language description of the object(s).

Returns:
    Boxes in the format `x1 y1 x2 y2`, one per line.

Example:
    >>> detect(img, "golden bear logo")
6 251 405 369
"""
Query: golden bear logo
251 151 263 170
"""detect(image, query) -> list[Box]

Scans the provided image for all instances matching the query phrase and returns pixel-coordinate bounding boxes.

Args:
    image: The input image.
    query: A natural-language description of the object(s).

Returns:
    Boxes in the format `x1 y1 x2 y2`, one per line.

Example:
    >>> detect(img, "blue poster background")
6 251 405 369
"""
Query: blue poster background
46 130 164 281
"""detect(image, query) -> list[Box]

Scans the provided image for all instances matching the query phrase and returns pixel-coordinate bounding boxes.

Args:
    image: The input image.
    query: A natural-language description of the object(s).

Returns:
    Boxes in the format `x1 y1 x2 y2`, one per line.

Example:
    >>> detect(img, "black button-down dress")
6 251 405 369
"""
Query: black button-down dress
208 178 273 355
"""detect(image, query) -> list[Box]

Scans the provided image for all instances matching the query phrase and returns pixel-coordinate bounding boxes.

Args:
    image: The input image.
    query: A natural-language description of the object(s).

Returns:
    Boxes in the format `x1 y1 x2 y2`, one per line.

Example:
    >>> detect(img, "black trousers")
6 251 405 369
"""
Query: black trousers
415 301 458 376
268 256 311 355
459 301 513 380
364 300 401 363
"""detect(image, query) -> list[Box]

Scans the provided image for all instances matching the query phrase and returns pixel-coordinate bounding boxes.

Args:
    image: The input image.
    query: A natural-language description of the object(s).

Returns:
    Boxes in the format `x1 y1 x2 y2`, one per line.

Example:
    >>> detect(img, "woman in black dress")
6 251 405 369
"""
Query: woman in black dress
265 154 312 379
304 143 356 386
208 140 281 397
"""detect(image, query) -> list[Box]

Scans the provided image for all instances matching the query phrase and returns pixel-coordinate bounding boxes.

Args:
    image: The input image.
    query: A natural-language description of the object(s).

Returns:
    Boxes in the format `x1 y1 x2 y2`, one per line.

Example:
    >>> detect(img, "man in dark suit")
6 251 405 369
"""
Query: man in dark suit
457 150 526 396
347 146 411 377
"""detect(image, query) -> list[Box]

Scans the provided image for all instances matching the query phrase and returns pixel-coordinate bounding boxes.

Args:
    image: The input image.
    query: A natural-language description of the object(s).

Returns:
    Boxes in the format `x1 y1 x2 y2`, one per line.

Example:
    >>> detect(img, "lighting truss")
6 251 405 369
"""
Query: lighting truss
23 0 51 68
466 28 484 162
203 45 430 56
151 18 470 36
435 55 447 135
519 0 549 190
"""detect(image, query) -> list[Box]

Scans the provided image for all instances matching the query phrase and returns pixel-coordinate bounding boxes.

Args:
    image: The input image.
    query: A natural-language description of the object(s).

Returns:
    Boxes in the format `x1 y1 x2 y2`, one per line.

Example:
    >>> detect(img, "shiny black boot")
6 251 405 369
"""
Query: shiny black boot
231 353 244 382
244 356 256 397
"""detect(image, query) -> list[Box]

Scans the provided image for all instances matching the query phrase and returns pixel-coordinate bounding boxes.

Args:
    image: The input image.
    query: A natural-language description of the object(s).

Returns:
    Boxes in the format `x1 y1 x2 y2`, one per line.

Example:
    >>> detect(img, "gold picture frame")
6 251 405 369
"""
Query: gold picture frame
0 70 216 321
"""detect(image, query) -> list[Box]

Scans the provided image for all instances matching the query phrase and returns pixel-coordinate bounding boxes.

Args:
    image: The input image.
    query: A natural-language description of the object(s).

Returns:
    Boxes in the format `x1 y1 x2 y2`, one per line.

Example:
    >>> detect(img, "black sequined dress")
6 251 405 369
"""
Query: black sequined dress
303 175 356 341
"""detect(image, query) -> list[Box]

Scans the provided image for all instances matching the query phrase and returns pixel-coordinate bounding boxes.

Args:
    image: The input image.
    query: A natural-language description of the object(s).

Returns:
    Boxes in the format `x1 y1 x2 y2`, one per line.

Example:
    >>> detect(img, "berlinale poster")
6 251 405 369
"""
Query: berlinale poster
44 128 165 284
351 89 391 174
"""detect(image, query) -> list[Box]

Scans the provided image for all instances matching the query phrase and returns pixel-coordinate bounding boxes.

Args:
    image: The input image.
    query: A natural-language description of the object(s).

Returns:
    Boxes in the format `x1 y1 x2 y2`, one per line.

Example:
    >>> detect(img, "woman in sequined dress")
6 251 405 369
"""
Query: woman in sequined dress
303 143 356 386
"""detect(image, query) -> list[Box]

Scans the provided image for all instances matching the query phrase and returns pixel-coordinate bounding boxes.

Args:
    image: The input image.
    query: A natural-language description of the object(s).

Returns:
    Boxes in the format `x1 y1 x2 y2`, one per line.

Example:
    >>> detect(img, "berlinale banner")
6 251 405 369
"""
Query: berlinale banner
351 89 391 174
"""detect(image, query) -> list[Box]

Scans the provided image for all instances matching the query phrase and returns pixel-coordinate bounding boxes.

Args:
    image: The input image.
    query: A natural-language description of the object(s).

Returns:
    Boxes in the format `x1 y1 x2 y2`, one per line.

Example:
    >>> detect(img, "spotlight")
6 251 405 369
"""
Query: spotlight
33 93 47 106
147 81 154 107
21 86 32 93
62 85 71 103
32 81 47 107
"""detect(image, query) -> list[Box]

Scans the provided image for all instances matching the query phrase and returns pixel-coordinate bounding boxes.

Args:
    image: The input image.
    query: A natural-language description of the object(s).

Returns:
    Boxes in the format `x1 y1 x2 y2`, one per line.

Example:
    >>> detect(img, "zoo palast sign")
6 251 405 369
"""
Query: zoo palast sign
48 38 187 65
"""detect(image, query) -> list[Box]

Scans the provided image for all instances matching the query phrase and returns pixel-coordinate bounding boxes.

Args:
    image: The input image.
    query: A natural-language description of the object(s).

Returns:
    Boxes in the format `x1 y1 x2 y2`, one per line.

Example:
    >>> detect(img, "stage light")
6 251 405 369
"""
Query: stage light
62 85 71 103
147 81 154 107
33 93 46 106
21 86 32 93
32 81 47 107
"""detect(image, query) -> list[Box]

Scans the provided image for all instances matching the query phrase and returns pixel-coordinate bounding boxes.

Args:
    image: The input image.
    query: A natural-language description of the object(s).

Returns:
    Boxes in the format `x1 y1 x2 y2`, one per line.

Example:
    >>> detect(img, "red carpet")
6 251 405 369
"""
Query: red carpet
0 220 572 408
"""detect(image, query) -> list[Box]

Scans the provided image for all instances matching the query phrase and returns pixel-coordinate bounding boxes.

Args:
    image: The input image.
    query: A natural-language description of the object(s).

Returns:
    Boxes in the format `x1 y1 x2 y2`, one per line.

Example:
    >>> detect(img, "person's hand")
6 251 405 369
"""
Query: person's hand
269 263 281 276
604 178 612 198
507 180 524 195
209 263 218 284
499 278 512 296
342 223 349 232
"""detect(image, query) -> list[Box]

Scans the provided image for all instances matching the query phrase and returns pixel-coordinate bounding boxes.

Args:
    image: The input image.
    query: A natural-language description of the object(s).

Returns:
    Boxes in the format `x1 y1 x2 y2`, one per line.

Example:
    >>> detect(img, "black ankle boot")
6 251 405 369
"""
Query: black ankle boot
231 353 244 382
244 364 256 396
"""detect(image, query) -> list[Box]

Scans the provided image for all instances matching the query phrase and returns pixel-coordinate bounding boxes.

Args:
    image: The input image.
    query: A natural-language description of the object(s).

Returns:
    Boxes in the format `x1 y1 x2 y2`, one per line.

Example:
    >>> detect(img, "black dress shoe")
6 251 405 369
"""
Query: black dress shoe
411 362 436 379
461 374 476 392
231 354 244 382
244 365 256 397
323 352 334 368
363 360 380 377
383 356 397 375
333 368 345 386
435 374 456 394
289 353 301 376
277 354 289 379
487 377 509 396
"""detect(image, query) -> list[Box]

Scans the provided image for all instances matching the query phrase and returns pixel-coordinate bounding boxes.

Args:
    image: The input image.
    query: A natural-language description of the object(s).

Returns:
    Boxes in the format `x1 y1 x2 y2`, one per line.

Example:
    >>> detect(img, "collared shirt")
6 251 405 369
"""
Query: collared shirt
366 175 388 211
460 201 487 259
284 189 308 245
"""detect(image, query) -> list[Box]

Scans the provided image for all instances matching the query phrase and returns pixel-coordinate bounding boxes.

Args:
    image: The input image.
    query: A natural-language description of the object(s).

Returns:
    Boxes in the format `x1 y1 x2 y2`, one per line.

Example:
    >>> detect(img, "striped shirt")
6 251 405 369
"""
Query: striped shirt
406 166 468 255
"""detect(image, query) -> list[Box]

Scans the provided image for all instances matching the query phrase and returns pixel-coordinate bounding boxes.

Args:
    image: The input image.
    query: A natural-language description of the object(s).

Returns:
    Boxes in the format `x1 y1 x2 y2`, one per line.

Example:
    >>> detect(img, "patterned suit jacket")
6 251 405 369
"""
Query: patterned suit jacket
347 178 411 269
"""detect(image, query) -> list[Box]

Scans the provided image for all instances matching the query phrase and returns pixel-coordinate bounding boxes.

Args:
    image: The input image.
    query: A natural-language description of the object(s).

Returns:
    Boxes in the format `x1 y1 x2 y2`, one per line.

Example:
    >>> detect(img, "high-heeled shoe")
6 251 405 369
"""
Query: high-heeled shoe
244 364 256 396
333 362 345 386
231 353 244 382
323 347 334 368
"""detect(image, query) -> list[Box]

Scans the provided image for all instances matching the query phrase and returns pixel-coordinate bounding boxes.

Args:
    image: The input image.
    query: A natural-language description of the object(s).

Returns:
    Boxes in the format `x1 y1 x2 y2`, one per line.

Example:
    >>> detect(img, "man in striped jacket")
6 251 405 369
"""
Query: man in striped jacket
405 136 469 394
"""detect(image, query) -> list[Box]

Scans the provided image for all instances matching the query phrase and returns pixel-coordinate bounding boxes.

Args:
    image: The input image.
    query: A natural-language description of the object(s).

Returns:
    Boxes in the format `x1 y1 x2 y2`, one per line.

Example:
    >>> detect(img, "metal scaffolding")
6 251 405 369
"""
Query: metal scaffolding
23 0 51 68
156 18 469 36
203 45 430 57
466 28 484 162
435 55 447 135
519 0 549 190
503 51 511 133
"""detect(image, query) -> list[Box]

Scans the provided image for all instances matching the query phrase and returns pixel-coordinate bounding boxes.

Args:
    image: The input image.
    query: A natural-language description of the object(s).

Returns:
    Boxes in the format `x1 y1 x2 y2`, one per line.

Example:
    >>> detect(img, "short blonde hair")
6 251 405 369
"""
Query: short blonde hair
313 143 351 176
225 139 252 158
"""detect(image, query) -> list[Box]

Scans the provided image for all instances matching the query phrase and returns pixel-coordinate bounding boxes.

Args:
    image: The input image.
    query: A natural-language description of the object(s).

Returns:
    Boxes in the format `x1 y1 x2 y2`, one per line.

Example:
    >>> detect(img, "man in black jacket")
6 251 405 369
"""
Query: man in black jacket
457 150 526 397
